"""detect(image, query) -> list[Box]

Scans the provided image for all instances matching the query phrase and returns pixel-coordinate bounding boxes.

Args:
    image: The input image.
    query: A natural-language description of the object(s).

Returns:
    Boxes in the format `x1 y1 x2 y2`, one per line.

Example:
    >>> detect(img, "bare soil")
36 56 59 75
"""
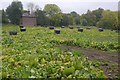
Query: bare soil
58 45 119 78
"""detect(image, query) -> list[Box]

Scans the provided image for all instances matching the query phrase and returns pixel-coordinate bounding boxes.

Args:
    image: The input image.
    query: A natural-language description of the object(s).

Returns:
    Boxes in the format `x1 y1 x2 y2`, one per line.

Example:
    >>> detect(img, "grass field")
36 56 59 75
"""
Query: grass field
1 25 119 78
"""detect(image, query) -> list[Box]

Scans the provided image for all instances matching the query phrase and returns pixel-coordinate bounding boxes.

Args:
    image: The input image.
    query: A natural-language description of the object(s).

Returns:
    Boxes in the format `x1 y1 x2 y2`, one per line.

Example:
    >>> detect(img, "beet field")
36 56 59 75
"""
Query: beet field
1 25 119 78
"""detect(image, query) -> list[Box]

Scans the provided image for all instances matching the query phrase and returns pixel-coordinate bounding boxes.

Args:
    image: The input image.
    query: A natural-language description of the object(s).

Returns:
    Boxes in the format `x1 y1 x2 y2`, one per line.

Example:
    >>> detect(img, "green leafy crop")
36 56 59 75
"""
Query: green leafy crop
1 25 118 78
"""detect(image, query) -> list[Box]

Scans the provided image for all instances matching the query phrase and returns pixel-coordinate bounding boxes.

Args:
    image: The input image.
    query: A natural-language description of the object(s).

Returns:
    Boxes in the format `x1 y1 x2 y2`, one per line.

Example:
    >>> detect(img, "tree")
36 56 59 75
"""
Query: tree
67 14 74 25
97 10 118 29
70 11 81 25
2 9 8 24
43 4 62 16
81 8 104 26
6 0 23 25
92 8 104 22
85 10 96 26
60 13 70 26
82 19 88 26
43 4 62 26
50 13 62 26
36 9 49 26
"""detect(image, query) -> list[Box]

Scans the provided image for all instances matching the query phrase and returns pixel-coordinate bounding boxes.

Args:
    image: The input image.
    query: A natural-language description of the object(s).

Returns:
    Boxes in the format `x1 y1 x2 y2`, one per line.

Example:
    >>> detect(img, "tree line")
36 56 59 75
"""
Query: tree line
1 0 119 30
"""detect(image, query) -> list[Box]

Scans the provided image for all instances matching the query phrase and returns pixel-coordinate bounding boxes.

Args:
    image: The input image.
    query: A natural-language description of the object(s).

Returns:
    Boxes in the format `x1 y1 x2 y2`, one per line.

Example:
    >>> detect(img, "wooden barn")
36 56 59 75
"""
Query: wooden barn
20 11 37 26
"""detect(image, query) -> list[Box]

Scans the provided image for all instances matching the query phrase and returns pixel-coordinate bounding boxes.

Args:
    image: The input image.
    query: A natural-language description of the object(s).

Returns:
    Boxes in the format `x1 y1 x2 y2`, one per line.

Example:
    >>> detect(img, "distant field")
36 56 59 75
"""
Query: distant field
1 25 119 78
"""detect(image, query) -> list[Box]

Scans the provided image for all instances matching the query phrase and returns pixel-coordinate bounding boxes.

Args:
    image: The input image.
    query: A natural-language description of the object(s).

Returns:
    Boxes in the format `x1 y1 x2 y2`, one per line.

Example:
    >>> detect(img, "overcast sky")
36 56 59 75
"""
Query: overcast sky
0 0 119 14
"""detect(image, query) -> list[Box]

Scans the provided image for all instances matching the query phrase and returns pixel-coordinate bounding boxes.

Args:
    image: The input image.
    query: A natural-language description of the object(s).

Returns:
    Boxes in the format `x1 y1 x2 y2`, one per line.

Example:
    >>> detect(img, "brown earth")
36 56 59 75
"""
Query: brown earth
58 45 119 78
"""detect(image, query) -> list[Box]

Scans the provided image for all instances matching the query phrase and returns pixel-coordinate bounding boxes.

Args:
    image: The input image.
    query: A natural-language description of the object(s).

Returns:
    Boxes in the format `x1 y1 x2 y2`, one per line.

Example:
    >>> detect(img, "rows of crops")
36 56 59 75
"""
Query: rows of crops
1 25 119 78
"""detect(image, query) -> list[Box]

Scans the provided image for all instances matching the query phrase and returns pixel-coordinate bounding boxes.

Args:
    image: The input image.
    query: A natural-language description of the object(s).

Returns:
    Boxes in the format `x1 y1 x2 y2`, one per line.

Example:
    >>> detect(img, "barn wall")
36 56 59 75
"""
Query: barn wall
21 17 37 26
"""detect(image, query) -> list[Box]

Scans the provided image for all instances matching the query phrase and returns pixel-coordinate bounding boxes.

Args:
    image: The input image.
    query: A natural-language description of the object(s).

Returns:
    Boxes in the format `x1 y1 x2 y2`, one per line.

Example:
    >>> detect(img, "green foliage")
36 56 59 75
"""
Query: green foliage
2 37 14 45
81 8 104 26
97 10 118 29
50 13 63 26
82 19 88 26
67 14 74 25
60 13 78 26
70 11 81 25
43 4 62 26
6 1 23 25
92 8 104 22
82 10 96 26
2 25 117 78
63 66 75 76
43 4 62 16
50 29 119 51
36 10 49 26
2 9 8 24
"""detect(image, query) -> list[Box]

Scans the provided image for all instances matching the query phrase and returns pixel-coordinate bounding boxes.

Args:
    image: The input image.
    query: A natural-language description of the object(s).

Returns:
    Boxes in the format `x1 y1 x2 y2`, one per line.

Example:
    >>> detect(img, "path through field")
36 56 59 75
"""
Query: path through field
59 45 119 78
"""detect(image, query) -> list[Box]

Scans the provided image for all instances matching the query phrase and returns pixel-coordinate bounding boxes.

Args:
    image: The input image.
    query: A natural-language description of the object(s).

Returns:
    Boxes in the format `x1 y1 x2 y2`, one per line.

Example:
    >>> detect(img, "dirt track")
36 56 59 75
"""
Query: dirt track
59 45 119 78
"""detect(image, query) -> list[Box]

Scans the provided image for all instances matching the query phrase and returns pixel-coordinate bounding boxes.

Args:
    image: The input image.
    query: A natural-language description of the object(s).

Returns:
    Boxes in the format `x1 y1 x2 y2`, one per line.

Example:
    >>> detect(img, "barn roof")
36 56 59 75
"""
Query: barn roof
22 11 36 18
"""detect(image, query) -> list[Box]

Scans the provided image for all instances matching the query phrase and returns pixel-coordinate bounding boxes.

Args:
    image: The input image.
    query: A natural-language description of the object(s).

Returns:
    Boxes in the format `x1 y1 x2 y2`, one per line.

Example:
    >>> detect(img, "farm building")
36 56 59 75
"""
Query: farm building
20 11 37 26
